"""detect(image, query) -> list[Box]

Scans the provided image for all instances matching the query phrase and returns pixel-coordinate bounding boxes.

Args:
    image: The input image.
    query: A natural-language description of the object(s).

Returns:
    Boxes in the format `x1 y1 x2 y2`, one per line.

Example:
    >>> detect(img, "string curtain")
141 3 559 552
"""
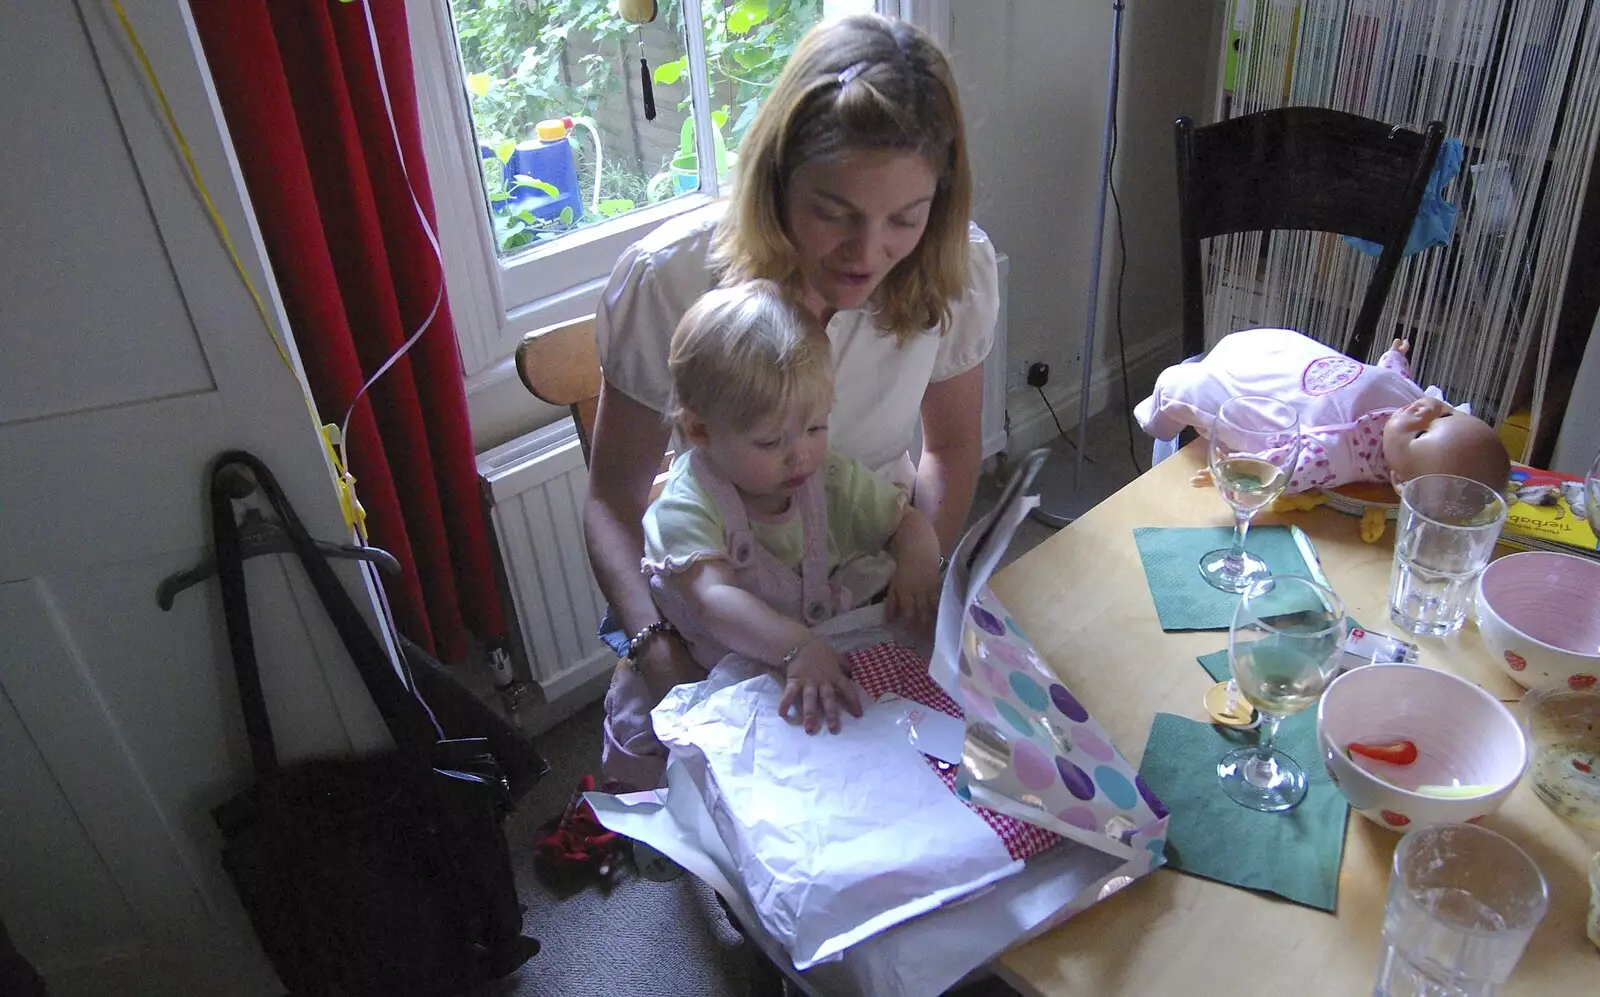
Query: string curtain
1208 0 1600 456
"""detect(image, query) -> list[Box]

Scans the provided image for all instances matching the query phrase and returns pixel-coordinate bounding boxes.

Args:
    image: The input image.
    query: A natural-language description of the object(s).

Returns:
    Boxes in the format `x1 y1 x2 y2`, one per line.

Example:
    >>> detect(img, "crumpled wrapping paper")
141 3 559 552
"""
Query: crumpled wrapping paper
651 656 1022 970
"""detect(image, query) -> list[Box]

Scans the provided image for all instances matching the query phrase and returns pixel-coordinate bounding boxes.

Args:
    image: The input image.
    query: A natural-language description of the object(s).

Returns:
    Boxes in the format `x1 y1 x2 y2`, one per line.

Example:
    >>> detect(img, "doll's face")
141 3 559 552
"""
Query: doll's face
1382 397 1508 489
1384 397 1455 453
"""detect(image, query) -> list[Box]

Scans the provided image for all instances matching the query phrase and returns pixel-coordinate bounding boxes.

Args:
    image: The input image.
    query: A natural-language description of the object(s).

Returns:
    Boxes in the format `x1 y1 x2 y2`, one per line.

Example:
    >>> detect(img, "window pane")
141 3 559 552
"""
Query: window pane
698 0 824 171
448 0 827 259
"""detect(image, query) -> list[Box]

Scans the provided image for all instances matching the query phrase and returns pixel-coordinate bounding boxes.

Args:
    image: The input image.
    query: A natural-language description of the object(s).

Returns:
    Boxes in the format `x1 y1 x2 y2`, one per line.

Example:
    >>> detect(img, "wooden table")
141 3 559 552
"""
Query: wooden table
988 442 1598 996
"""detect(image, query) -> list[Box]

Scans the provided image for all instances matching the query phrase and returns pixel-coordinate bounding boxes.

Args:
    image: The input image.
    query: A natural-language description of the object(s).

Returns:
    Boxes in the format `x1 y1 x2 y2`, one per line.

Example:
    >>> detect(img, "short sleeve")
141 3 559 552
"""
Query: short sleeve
930 224 1001 382
594 205 723 414
823 452 908 560
642 456 729 574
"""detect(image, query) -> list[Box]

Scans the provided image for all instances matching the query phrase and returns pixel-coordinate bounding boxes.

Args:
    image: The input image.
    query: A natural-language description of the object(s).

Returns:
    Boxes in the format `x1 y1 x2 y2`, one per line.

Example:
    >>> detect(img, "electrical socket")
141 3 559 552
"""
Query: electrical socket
1026 361 1050 388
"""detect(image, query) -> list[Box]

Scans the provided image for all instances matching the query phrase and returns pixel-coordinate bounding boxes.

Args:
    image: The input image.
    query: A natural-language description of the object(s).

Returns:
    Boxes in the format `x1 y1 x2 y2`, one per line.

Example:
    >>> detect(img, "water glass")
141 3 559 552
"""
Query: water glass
1388 474 1507 637
1586 449 1600 536
1374 823 1548 997
1589 851 1600 951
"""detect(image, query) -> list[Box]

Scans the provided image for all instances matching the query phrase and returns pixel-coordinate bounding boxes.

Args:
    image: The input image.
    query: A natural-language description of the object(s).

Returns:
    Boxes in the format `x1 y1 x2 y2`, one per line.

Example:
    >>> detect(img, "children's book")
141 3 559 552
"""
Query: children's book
1501 464 1599 559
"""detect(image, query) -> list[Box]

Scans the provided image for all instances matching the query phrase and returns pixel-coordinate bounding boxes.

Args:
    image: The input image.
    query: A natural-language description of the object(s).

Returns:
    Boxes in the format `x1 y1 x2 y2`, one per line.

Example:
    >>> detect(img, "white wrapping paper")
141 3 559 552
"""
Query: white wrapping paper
650 660 1022 969
587 760 1138 997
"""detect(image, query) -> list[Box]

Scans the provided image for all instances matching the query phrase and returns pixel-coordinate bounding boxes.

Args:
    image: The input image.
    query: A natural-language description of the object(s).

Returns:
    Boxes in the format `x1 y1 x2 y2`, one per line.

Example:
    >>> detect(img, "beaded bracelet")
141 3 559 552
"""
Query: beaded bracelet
624 619 679 663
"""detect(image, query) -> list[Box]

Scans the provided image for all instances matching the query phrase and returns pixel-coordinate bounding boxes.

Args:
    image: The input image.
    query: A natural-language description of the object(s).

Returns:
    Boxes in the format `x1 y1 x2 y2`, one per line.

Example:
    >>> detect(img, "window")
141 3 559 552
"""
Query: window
404 0 942 445
452 0 859 257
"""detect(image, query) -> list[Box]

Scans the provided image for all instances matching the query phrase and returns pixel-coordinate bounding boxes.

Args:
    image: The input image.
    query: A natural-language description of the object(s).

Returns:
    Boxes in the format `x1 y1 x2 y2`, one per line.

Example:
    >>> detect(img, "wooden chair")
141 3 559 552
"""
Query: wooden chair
515 315 672 496
1175 107 1446 362
515 315 603 465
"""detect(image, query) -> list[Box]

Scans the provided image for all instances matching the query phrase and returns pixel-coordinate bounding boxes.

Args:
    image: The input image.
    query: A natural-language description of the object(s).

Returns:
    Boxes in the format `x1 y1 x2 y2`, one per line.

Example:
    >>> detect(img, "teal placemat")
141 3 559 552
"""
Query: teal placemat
1132 526 1309 632
1138 711 1349 911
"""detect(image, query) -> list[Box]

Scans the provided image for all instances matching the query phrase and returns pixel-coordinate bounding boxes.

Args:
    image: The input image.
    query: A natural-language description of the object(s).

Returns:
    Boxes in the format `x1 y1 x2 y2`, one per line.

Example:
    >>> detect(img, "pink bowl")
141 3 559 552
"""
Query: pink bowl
1318 664 1526 831
1476 551 1600 692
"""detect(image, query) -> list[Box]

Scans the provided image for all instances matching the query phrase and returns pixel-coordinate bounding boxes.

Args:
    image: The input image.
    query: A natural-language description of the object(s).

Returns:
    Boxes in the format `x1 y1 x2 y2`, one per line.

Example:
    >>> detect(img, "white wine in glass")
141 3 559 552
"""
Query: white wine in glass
1218 575 1346 813
1212 456 1291 514
1200 395 1302 593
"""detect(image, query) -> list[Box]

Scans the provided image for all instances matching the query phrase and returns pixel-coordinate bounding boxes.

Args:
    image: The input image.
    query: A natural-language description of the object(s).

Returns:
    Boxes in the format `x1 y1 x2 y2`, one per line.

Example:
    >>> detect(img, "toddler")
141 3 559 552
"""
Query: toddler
603 280 943 788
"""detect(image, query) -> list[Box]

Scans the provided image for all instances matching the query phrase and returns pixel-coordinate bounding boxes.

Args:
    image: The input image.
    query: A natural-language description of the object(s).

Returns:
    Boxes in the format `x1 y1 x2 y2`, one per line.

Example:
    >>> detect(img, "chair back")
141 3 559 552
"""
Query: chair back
1175 107 1445 360
516 316 602 464
515 316 674 500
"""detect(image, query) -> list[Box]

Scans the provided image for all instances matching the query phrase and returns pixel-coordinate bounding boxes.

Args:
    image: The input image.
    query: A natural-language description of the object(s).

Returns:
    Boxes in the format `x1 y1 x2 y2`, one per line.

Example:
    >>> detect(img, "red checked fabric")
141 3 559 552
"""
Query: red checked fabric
845 642 1062 862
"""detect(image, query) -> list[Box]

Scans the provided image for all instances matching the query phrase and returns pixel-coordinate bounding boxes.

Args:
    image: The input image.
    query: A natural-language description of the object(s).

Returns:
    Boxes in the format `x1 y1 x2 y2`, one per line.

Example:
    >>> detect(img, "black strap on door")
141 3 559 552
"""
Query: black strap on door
210 450 438 779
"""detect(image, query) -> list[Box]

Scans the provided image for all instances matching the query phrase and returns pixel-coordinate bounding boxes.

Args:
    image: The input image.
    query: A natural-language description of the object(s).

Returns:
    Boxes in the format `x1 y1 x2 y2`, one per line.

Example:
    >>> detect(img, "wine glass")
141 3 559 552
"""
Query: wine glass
1200 395 1302 592
1217 575 1347 812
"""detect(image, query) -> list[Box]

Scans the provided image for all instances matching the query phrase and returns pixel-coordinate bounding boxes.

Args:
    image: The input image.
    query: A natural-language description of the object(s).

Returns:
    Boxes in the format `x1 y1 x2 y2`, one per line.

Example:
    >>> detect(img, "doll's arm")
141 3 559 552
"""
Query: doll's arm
1377 339 1413 381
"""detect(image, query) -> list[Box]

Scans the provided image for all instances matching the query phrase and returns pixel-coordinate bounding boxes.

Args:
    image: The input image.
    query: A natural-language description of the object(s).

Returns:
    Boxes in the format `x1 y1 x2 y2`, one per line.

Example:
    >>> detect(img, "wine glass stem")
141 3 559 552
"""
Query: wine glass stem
1245 714 1282 787
1225 510 1252 579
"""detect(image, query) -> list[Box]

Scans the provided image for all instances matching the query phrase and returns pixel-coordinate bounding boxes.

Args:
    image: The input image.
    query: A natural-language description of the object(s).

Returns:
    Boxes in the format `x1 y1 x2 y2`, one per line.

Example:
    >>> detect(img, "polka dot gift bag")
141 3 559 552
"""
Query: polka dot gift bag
928 449 1170 913
948 589 1168 867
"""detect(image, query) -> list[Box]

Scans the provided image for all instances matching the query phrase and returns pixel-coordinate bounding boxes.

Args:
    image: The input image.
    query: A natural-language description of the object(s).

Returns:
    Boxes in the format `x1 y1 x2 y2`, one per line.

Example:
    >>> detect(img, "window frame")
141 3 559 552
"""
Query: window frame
404 0 949 446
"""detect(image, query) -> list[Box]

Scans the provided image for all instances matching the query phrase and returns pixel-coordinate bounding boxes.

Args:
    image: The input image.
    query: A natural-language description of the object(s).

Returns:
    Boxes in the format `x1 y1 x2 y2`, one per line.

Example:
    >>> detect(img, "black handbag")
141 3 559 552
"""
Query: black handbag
207 451 539 996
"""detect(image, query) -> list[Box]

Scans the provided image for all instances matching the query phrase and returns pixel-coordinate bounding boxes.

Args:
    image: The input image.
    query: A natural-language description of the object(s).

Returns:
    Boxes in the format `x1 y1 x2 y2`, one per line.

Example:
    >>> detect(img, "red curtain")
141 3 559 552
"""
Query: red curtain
192 0 503 663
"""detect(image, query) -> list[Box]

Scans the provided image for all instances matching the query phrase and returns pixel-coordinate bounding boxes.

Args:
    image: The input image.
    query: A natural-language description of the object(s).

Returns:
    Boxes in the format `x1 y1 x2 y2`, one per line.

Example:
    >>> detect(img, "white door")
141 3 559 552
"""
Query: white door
1 3 394 994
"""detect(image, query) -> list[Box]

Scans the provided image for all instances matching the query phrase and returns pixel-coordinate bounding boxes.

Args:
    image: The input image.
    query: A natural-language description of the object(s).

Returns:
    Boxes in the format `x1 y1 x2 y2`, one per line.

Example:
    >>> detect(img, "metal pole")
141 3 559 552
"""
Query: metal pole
1031 0 1126 526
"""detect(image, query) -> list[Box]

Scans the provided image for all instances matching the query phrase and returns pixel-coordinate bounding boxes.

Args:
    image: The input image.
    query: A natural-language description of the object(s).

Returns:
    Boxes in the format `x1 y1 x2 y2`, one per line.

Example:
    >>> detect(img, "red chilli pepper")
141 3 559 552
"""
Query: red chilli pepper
1346 739 1419 766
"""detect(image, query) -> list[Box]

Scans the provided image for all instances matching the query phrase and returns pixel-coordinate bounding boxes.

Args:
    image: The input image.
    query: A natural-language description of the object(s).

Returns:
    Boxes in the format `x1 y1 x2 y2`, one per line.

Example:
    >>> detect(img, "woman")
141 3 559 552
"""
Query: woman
586 13 999 788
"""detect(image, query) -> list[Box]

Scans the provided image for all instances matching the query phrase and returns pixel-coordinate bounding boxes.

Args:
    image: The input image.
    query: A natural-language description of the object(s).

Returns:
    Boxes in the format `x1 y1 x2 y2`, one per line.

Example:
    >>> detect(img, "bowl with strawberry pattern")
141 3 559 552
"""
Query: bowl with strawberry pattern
1476 551 1600 693
1318 664 1527 831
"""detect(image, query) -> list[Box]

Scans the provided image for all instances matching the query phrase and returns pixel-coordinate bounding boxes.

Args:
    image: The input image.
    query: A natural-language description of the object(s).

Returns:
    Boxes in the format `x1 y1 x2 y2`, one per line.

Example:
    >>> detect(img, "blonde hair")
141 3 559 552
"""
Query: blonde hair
710 14 973 341
667 279 834 431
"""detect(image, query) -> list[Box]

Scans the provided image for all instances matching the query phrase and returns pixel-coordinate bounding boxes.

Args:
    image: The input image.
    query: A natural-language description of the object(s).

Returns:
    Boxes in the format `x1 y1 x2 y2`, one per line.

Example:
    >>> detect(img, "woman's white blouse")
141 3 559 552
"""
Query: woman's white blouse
595 201 999 489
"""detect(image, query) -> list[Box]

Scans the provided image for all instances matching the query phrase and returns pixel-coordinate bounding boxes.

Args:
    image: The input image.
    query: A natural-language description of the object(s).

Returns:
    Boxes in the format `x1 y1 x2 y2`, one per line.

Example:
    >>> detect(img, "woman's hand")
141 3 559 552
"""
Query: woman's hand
634 630 707 704
778 640 863 735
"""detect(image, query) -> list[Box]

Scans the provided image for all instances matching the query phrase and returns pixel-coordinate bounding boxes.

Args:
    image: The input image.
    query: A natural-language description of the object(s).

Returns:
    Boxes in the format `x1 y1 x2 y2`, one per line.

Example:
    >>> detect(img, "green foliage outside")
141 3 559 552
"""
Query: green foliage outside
449 0 822 253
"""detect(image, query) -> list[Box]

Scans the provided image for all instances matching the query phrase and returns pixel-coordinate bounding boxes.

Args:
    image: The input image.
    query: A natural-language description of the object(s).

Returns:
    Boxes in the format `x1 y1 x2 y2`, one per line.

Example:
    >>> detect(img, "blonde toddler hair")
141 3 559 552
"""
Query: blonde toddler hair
666 279 834 432
710 14 972 341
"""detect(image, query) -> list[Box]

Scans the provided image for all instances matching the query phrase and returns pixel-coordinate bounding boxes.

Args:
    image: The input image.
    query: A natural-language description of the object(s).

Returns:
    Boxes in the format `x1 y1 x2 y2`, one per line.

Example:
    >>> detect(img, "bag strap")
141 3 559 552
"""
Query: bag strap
211 450 438 779
211 456 279 779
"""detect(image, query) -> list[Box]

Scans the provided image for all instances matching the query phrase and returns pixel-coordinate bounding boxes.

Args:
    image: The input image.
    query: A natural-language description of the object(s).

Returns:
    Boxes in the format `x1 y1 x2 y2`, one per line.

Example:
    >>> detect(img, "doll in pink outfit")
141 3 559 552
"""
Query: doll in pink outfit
1134 328 1509 492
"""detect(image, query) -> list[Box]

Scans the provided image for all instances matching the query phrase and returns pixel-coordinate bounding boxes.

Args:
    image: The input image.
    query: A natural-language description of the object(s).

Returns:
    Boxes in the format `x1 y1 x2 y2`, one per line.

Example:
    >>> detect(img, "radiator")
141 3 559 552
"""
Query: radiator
477 422 615 701
479 255 1011 700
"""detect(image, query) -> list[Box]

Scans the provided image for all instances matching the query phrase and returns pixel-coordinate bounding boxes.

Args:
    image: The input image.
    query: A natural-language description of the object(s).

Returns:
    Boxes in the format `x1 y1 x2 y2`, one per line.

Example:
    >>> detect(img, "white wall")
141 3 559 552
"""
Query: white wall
952 0 1222 435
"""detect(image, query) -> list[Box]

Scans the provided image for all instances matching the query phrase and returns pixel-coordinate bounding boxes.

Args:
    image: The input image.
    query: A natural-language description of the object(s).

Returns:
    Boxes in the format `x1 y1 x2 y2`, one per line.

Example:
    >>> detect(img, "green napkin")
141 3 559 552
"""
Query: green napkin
1138 711 1349 911
1132 526 1309 631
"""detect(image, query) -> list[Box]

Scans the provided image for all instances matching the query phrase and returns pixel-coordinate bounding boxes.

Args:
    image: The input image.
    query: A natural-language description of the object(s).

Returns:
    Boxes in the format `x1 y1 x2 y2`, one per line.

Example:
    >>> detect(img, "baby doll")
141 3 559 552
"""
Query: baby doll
1134 328 1510 494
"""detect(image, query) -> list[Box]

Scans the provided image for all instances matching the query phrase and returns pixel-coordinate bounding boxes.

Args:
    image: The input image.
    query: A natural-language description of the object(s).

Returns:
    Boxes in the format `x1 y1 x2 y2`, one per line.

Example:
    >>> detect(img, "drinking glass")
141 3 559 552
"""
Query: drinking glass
1200 395 1301 593
1217 575 1346 812
1374 823 1549 997
1389 474 1508 637
1585 449 1600 536
1589 850 1599 951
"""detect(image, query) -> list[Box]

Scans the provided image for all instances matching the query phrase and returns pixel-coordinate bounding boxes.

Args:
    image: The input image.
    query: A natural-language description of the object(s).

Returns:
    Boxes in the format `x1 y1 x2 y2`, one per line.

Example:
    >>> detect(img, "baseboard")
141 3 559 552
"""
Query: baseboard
1002 332 1176 457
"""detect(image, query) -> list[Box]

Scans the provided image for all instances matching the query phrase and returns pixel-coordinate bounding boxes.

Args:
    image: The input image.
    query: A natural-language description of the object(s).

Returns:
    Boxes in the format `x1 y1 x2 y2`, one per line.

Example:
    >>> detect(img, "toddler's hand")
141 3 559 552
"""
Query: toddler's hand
1190 468 1214 488
778 640 862 735
885 551 941 632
